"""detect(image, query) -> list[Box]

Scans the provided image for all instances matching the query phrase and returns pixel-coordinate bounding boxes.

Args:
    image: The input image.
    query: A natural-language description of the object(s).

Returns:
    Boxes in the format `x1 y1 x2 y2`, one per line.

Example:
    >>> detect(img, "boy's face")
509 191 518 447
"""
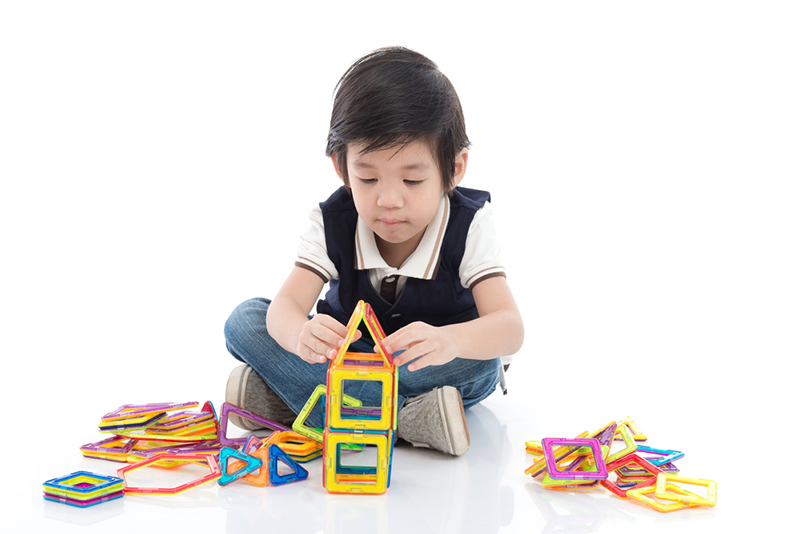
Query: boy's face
341 140 449 254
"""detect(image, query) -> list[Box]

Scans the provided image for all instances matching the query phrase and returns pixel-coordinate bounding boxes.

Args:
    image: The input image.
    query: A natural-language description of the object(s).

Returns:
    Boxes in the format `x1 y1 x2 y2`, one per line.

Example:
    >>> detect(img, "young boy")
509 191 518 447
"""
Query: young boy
224 47 523 456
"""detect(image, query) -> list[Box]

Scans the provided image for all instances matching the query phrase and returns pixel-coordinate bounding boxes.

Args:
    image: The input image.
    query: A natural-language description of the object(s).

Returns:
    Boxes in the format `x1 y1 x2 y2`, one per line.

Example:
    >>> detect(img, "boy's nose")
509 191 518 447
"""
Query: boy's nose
377 186 403 208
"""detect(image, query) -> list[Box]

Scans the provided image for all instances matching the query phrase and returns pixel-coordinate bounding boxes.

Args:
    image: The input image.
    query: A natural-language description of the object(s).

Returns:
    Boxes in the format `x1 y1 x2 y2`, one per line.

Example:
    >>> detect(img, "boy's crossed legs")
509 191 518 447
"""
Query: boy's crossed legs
223 298 501 456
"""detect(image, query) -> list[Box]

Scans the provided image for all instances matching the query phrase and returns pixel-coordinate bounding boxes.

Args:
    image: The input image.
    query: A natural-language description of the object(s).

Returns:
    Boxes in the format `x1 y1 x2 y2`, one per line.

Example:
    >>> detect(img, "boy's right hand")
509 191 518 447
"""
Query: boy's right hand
296 314 362 364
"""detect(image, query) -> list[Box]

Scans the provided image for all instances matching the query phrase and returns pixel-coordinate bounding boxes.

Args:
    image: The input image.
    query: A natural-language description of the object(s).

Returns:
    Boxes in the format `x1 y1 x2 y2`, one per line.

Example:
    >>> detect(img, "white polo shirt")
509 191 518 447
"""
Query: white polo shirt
295 194 505 300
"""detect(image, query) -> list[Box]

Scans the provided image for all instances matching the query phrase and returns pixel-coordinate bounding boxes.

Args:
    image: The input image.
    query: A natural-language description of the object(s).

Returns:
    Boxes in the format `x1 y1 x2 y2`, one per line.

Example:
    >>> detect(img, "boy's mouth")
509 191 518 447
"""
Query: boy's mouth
379 219 404 228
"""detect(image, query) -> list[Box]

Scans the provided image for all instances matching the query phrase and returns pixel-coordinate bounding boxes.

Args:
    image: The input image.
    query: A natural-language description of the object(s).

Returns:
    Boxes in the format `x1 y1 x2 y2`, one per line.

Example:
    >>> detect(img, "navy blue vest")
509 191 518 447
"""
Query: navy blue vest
316 186 491 335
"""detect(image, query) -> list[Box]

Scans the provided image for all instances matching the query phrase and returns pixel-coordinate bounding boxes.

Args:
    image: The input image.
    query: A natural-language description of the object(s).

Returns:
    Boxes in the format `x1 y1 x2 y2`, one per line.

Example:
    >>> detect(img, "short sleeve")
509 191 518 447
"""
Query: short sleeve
459 202 506 289
295 206 339 282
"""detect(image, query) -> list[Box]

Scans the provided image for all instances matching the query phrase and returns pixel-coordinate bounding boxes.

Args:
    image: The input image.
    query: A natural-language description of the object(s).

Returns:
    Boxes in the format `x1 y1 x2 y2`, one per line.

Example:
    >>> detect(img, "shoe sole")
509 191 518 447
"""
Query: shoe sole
225 364 266 431
438 386 470 456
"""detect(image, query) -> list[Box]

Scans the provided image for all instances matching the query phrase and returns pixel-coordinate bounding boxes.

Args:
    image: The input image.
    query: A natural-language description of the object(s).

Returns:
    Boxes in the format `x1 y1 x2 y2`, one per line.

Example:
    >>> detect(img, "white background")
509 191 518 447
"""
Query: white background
1 2 798 533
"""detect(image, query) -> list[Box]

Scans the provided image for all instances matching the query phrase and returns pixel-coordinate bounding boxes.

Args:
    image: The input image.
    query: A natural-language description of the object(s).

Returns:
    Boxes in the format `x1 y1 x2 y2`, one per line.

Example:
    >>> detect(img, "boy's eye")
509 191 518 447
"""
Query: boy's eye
404 180 424 186
358 178 377 185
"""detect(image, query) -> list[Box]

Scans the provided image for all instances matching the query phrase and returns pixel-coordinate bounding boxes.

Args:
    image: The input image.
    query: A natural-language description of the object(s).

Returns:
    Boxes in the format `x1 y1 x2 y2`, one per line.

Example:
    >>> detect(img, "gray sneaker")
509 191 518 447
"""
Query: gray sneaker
397 386 470 456
225 364 296 430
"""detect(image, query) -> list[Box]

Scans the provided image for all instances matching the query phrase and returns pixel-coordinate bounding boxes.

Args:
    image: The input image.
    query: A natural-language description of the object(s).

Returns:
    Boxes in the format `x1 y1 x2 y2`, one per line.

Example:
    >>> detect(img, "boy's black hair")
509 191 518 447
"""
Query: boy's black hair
325 47 470 191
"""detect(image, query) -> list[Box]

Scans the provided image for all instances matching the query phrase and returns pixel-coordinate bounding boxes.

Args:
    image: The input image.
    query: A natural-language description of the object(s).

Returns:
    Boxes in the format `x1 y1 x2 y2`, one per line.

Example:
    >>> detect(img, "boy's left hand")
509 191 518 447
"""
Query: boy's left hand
377 322 457 372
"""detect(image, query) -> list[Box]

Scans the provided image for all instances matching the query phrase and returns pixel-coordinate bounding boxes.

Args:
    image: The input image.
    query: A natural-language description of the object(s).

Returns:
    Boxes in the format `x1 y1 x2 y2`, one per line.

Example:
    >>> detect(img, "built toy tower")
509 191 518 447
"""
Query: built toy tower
323 300 398 494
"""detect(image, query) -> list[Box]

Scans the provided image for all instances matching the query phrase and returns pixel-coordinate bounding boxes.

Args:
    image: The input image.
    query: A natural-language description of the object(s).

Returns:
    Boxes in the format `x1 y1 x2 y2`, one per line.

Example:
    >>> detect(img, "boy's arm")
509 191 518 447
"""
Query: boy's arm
267 266 359 364
383 276 524 371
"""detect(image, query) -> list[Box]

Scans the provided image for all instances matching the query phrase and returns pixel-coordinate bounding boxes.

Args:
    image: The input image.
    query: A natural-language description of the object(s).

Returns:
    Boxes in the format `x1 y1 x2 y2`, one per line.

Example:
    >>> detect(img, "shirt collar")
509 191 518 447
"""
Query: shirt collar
354 194 450 280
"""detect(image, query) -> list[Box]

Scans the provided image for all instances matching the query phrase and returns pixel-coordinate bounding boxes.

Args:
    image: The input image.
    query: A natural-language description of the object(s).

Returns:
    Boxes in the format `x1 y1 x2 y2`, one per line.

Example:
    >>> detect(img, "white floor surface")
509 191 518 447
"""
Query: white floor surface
4 380 797 533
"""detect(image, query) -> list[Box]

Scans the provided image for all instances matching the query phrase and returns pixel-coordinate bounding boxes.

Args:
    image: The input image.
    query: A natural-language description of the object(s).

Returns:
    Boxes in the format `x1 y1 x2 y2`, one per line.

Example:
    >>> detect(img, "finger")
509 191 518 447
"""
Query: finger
375 339 388 355
379 325 404 349
318 315 356 340
407 354 433 372
317 317 365 353
383 329 426 355
310 321 346 350
392 343 432 368
303 335 335 361
299 349 325 365
380 327 409 351
328 329 361 359
297 333 334 364
299 344 328 364
338 329 363 351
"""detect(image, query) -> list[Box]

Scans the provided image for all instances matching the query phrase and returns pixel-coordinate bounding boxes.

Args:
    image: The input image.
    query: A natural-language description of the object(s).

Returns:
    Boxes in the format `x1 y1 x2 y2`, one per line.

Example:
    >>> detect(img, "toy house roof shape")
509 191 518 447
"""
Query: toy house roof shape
332 300 394 367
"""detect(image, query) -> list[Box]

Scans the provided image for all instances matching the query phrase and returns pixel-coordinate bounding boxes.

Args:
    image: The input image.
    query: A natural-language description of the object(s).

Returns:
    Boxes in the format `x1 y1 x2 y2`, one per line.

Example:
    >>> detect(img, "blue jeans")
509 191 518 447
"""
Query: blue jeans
224 298 501 428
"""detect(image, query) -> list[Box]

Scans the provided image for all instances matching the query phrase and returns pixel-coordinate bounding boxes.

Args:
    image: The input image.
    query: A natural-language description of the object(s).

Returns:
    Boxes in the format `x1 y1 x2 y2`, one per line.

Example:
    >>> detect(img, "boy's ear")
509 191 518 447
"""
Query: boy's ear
331 155 344 181
331 154 352 188
450 148 469 190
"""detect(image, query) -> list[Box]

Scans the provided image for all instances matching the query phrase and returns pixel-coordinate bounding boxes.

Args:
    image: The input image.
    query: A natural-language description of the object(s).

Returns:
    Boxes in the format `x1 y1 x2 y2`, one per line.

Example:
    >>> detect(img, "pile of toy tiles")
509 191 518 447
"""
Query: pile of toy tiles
525 417 717 513
43 471 124 507
47 400 319 503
